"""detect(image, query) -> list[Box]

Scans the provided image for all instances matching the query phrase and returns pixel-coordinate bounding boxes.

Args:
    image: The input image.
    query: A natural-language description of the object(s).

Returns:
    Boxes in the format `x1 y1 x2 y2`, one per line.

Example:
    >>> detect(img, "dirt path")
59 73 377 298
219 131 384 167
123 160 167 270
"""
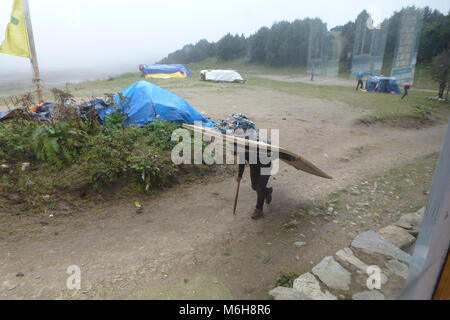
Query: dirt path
255 74 357 87
0 85 446 299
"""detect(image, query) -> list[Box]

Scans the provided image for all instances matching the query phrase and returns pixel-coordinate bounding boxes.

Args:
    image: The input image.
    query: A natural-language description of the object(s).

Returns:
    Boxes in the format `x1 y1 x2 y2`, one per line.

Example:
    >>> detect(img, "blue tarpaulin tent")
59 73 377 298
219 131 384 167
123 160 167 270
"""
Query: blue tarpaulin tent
139 64 191 78
366 76 401 94
98 81 215 127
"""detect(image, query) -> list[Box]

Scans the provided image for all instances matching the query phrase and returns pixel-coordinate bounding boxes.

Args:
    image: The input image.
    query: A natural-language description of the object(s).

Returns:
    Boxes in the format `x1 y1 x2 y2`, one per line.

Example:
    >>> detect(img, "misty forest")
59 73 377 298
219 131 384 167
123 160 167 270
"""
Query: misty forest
160 7 449 76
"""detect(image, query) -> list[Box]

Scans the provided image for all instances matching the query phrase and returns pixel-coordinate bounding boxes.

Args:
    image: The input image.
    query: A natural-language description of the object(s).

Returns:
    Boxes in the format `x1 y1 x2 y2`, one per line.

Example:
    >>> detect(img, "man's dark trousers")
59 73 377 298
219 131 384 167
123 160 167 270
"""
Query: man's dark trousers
356 80 364 90
250 164 270 210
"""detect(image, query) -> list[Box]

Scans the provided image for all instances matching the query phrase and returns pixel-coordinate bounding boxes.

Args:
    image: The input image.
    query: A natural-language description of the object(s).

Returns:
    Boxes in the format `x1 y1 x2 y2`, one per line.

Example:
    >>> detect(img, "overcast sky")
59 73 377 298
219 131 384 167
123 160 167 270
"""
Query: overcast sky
0 0 449 81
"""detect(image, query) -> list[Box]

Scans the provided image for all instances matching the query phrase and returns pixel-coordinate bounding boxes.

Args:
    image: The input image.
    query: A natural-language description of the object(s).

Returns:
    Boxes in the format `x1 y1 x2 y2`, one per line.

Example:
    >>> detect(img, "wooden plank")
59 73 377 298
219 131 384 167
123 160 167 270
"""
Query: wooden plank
182 123 332 179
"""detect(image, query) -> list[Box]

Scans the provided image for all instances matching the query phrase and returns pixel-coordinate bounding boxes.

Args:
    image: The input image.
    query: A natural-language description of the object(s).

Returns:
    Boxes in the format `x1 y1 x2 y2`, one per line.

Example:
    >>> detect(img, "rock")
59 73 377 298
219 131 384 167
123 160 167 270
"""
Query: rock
352 290 384 300
351 230 412 263
379 275 406 299
417 206 426 216
336 248 369 272
395 221 413 230
0 164 9 171
294 241 306 248
312 256 352 291
16 272 24 277
284 220 297 228
21 162 31 171
395 212 423 234
377 225 416 250
268 286 310 300
386 259 409 279
293 273 337 300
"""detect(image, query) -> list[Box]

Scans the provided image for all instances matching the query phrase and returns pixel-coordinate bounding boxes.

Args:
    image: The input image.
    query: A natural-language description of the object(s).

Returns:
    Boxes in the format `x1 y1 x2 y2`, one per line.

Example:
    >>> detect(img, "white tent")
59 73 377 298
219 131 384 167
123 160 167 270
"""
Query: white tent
200 70 245 83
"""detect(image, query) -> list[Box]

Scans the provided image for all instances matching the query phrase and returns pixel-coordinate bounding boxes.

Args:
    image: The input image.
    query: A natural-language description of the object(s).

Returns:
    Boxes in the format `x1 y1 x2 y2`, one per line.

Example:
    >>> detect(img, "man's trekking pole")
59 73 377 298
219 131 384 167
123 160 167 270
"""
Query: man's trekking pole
233 181 241 215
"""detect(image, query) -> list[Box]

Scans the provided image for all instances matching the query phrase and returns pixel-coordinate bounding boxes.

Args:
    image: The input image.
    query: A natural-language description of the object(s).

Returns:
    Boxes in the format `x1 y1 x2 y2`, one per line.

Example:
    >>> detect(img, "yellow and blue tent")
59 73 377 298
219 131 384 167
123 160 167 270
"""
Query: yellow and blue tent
139 64 190 79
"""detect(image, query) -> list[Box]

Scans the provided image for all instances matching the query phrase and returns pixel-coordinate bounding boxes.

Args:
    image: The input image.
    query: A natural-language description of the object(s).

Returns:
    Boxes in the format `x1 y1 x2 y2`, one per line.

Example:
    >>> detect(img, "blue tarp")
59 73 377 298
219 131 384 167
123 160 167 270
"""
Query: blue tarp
366 76 401 94
98 81 215 127
139 64 191 77
0 108 26 121
0 109 13 120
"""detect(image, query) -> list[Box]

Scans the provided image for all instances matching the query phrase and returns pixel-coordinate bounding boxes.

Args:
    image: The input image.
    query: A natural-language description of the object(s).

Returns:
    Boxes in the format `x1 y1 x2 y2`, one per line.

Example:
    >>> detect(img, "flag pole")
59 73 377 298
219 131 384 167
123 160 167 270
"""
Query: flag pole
22 0 43 104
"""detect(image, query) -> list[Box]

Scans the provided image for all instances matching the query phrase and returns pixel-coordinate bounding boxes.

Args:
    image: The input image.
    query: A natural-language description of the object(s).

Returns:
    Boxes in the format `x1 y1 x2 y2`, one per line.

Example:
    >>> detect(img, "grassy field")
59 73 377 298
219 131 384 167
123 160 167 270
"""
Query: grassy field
1 58 448 128
244 76 449 127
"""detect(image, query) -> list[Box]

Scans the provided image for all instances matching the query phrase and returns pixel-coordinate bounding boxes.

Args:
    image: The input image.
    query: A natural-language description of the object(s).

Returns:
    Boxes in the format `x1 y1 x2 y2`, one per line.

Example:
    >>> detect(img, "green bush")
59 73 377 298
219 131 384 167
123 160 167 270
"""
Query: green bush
31 121 88 168
0 120 37 163
1 117 199 208
127 141 178 192
142 120 180 151
103 93 130 130
63 121 180 191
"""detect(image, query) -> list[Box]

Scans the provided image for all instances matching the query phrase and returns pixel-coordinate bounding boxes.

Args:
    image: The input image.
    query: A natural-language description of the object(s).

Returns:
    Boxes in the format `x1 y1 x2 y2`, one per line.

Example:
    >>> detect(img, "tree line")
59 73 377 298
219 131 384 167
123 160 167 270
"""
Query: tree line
159 6 449 74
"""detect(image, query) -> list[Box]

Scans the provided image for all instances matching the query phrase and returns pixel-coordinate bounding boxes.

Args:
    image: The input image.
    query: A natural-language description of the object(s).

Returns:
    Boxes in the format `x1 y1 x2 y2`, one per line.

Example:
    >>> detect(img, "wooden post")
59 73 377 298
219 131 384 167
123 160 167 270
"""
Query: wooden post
22 0 43 104
233 181 240 215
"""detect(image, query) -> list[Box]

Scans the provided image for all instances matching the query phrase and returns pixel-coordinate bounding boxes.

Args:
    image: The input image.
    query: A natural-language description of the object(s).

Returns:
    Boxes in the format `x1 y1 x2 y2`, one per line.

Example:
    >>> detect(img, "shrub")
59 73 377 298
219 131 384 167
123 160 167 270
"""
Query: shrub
104 93 130 130
0 119 37 163
64 121 180 191
31 121 88 168
127 141 178 192
1 117 204 209
142 120 180 151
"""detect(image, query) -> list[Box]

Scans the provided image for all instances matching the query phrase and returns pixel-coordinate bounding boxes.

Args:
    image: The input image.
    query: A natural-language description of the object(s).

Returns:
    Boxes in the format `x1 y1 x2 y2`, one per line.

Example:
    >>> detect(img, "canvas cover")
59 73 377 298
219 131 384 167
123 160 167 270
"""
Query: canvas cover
366 76 401 94
98 81 215 127
200 70 244 83
139 64 190 78
0 108 24 121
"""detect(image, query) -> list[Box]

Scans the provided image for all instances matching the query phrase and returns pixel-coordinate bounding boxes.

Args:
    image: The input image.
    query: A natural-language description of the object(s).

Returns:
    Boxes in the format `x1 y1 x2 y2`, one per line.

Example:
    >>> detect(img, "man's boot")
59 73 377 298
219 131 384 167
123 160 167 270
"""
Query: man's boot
265 187 273 204
252 208 263 220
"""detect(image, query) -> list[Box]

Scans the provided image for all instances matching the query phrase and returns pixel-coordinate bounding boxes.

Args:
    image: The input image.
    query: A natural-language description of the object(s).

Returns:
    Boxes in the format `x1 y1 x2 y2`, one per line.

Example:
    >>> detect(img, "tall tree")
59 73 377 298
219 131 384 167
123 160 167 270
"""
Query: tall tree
418 7 449 63
430 49 450 98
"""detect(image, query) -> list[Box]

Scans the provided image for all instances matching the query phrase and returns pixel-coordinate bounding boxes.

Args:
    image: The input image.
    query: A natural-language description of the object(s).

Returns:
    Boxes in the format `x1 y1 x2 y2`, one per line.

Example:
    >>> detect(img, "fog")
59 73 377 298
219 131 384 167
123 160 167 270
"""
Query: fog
0 0 449 85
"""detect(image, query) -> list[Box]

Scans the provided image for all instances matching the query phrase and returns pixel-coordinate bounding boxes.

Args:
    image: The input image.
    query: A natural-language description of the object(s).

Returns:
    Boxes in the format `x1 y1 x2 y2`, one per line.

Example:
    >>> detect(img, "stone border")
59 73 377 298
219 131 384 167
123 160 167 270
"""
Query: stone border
269 207 424 300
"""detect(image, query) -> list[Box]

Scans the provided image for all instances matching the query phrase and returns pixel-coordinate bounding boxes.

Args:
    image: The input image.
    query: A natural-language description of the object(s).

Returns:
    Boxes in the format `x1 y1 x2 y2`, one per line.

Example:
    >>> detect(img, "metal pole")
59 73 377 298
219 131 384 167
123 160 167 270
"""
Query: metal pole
22 0 43 104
